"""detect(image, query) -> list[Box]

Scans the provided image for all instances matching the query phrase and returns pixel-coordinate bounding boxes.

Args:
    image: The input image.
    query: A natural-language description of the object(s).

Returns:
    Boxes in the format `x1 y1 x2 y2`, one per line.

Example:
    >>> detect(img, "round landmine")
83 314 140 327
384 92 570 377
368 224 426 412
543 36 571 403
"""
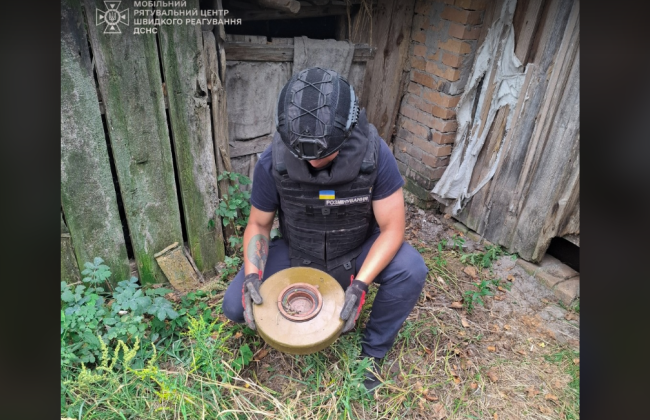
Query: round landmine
253 267 345 355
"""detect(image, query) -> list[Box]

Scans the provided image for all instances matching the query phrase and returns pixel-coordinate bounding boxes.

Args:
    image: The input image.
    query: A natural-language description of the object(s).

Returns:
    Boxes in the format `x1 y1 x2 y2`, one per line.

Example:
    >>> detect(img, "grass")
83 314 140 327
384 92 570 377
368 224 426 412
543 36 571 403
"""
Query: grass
63 224 579 419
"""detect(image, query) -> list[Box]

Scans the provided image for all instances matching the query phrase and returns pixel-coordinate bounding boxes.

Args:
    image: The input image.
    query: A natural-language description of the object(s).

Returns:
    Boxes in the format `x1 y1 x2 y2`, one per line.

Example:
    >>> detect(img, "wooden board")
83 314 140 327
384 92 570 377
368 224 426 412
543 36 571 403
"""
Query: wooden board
360 0 416 142
84 0 183 284
61 212 81 284
229 3 348 21
61 0 130 284
158 0 225 273
224 42 375 62
454 0 579 262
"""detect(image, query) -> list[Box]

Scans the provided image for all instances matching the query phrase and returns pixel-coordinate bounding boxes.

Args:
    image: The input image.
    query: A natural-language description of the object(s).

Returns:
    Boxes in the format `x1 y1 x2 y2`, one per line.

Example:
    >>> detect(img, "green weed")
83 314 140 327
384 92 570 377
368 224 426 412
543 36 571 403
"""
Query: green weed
463 280 494 314
215 171 252 252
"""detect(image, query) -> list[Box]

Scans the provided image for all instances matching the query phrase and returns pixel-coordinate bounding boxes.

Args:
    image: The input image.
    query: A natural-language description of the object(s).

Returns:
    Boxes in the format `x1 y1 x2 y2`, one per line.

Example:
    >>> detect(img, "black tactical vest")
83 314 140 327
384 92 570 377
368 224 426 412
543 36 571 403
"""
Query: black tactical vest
272 110 381 288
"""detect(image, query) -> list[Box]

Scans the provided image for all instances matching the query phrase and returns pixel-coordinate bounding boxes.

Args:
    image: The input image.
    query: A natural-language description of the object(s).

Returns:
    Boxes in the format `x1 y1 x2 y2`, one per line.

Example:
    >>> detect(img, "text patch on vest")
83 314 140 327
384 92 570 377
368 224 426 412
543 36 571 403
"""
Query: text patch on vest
324 195 370 206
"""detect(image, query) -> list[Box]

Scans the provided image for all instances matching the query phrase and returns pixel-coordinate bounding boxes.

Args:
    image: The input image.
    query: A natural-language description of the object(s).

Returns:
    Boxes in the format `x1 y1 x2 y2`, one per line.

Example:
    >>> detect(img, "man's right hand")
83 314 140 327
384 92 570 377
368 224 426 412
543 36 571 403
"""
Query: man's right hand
242 273 263 330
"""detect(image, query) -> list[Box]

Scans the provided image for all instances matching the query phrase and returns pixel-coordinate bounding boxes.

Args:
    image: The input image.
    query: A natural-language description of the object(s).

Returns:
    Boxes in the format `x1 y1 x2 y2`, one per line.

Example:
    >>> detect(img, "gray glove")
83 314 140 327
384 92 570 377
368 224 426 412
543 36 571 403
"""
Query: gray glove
242 273 263 330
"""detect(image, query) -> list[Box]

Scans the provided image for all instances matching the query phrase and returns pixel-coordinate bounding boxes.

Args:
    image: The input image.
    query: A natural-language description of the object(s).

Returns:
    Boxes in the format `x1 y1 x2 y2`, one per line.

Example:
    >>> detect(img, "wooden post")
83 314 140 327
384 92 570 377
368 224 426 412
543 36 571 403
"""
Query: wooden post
84 0 184 285
158 0 225 273
61 212 82 285
360 0 416 142
207 0 236 242
61 0 130 284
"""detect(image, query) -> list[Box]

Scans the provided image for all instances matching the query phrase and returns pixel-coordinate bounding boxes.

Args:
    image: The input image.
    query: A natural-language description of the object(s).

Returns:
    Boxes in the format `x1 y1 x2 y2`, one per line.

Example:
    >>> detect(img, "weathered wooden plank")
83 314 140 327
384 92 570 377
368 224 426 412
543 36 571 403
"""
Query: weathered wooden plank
512 1 579 261
513 0 545 64
61 0 130 284
61 212 82 284
229 134 273 158
158 0 225 273
230 3 347 21
84 0 183 284
204 14 236 241
223 42 375 62
360 0 416 142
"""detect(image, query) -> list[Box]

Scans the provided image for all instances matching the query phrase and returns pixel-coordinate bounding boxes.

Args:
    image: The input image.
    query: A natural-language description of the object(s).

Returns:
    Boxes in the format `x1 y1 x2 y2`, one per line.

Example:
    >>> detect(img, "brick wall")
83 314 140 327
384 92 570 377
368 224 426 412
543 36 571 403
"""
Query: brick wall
395 0 487 207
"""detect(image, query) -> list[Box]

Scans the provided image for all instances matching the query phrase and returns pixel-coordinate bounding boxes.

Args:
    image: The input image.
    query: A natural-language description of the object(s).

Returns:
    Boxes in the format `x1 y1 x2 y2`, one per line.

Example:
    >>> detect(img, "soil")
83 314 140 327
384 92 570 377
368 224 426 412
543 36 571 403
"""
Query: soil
236 204 580 419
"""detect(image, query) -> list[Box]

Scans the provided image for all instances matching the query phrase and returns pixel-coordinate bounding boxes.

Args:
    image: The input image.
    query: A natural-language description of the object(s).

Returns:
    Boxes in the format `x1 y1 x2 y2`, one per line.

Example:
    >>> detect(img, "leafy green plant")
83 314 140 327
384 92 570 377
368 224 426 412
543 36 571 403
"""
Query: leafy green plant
219 255 242 281
61 258 178 369
490 278 512 291
463 280 494 314
215 171 252 251
452 234 465 251
460 244 505 269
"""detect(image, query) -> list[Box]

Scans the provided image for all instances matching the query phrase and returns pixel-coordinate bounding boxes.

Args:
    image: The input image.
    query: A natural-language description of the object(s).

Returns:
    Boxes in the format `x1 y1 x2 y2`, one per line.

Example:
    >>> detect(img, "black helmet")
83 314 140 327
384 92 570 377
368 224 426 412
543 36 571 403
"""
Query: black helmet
275 67 360 160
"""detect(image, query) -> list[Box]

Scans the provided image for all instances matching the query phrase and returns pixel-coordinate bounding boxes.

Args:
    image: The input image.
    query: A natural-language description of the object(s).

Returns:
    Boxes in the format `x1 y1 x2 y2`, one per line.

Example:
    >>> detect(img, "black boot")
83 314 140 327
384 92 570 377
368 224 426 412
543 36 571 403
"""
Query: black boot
358 353 382 392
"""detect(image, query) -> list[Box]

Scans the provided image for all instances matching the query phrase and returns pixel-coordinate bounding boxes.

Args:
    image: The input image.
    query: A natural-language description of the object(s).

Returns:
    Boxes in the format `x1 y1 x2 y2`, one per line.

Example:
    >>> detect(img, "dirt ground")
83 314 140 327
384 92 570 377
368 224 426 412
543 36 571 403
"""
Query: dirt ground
215 204 580 419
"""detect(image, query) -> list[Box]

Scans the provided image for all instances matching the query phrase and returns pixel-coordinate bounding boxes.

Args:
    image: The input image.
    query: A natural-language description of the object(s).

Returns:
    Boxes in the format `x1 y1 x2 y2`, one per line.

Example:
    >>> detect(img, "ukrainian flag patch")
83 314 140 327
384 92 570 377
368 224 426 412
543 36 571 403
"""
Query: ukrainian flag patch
319 190 335 200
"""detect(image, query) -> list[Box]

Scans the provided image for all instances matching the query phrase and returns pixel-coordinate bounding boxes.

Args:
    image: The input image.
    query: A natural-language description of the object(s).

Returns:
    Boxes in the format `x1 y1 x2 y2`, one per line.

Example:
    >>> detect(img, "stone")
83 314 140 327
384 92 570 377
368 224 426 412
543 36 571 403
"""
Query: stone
453 221 469 234
554 277 580 305
539 254 579 280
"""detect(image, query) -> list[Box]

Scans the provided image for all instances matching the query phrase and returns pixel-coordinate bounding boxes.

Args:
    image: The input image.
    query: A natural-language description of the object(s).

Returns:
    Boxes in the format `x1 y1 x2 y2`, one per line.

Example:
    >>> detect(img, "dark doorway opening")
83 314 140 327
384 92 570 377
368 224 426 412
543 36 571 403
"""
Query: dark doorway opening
546 237 579 272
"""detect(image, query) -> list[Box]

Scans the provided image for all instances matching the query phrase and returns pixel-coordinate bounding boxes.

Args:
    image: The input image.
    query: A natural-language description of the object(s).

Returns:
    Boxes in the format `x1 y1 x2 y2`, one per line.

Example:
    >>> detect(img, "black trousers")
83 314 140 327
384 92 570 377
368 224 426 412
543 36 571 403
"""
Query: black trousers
223 229 428 358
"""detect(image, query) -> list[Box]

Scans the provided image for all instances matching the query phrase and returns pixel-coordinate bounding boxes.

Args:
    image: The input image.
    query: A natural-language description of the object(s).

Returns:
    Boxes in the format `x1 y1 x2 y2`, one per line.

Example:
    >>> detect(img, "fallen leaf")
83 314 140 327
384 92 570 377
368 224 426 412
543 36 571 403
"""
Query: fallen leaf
552 380 563 389
450 301 463 309
538 342 546 348
545 393 559 402
515 349 527 356
486 369 498 382
470 382 478 390
424 392 439 401
507 274 515 282
415 381 424 392
538 405 552 414
565 312 578 321
494 413 499 420
453 376 461 384
253 348 269 361
461 317 470 328
525 386 540 397
573 358 580 365
504 324 511 330
460 358 468 369
424 347 432 355
431 403 447 420
444 213 452 219
541 298 550 304
234 331 243 339
487 346 496 352
418 399 425 411
437 275 445 285
497 286 507 292
463 266 478 278
494 294 505 300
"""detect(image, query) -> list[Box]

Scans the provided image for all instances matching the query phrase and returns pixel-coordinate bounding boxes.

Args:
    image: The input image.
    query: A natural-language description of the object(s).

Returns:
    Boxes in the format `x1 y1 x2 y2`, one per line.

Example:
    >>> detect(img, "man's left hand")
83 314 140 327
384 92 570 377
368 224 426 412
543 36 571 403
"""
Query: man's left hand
340 278 368 333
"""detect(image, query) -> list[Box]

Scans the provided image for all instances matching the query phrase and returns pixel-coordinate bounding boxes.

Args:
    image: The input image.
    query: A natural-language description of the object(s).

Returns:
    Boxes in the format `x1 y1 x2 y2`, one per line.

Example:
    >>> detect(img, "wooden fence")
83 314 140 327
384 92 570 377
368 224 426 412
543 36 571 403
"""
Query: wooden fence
61 0 376 286
62 0 228 285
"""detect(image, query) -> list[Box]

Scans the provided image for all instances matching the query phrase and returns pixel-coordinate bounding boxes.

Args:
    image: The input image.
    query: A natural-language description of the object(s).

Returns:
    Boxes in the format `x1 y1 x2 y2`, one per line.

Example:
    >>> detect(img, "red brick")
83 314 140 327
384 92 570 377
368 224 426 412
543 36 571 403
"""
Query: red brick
426 50 441 61
422 87 461 108
426 60 461 82
422 153 448 168
401 104 436 128
414 0 431 15
430 116 458 132
431 129 457 144
407 82 423 96
448 22 481 40
441 6 483 25
412 71 438 89
401 117 429 139
407 94 432 113
412 30 427 44
455 0 487 11
395 137 423 160
411 55 426 71
439 38 472 54
413 44 427 57
431 104 456 119
442 51 464 68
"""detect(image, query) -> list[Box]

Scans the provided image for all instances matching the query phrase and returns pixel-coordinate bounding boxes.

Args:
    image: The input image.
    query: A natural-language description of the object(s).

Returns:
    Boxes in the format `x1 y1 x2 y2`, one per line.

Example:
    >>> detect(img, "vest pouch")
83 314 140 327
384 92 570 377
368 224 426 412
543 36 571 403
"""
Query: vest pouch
326 224 369 260
284 222 325 261
290 255 357 291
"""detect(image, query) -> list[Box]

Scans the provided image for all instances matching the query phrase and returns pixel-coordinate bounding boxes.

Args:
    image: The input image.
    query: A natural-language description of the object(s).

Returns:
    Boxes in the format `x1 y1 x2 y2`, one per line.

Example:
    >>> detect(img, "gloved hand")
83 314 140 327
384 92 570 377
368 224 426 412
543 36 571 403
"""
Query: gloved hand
242 272 263 330
340 278 368 333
